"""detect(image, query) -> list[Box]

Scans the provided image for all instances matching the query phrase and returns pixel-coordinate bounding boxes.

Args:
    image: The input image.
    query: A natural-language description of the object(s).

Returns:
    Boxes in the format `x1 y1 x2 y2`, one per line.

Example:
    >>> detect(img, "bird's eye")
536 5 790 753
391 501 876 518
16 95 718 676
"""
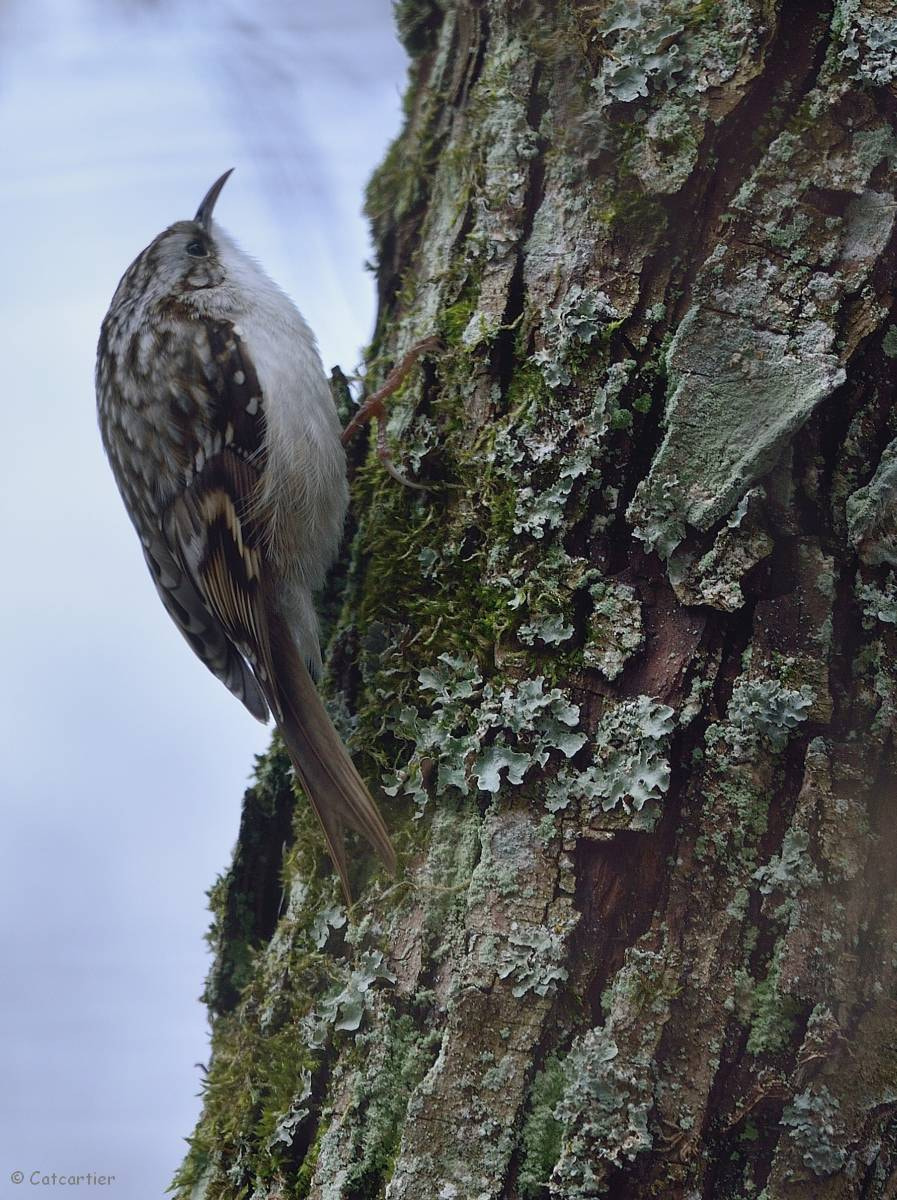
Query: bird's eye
186 238 207 257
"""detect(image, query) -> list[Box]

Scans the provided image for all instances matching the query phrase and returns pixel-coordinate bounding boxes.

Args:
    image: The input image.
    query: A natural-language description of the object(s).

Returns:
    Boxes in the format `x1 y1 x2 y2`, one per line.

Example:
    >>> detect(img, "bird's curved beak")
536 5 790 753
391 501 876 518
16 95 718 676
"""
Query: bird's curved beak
194 169 234 230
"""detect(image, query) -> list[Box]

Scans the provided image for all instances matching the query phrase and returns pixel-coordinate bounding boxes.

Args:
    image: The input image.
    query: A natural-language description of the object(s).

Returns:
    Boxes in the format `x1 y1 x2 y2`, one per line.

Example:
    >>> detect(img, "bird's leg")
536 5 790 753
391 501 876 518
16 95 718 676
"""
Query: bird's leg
341 336 441 488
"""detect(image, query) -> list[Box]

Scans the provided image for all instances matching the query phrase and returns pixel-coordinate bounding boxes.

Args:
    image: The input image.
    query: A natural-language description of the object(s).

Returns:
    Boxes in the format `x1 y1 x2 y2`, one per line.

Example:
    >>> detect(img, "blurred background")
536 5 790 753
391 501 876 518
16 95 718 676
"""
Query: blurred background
0 0 406 1192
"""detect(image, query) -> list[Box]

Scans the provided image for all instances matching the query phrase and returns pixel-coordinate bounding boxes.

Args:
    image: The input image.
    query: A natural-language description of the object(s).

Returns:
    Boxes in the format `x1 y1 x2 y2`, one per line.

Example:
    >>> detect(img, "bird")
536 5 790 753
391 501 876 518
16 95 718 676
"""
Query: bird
96 169 396 904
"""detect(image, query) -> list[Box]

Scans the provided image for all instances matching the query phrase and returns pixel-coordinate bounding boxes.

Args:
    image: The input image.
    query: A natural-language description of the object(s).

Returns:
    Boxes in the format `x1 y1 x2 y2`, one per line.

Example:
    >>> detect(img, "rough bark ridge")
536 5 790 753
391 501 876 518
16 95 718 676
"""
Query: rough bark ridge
174 2 897 1197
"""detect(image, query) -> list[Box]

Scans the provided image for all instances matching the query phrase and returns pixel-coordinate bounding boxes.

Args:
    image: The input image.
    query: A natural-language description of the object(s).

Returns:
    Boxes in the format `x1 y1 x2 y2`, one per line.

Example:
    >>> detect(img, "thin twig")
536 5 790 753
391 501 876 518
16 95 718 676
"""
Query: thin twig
341 337 443 490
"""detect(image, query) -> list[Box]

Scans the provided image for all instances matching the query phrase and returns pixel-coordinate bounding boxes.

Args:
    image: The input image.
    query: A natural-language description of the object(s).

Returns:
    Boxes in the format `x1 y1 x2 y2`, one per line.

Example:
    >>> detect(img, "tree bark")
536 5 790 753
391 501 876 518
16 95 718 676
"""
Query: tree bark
174 2 897 1197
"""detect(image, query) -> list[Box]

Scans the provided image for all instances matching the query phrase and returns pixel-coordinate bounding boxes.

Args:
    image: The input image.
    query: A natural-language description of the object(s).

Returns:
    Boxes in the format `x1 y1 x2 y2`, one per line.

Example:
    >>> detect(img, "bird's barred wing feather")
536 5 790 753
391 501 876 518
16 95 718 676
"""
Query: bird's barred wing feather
153 315 279 721
142 533 269 721
157 316 284 710
166 448 281 720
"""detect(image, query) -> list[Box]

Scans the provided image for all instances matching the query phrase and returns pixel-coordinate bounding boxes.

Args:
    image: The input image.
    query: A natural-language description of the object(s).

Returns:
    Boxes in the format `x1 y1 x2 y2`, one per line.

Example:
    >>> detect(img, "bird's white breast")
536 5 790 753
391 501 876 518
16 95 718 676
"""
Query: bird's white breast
200 226 350 594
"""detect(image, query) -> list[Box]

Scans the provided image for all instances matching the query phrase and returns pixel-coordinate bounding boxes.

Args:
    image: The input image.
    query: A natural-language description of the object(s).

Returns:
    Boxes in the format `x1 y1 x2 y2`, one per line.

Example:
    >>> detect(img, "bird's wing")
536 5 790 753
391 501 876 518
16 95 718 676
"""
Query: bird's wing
152 317 280 721
165 444 281 720
142 530 269 721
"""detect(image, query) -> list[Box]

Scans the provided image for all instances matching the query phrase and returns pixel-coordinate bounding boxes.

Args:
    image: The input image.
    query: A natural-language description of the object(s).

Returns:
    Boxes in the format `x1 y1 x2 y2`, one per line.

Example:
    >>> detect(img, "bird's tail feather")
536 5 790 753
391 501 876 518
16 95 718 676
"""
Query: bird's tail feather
267 616 396 904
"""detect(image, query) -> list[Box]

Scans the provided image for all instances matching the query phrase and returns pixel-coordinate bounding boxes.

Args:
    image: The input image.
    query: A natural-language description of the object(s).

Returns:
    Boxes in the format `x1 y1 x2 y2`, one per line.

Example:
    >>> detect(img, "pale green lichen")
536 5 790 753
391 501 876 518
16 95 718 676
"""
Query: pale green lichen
847 437 897 567
552 1026 653 1195
754 829 821 900
550 944 685 1193
584 579 644 679
488 357 634 559
267 1070 313 1151
832 0 897 87
547 696 676 830
531 286 621 388
726 678 814 760
629 79 897 566
577 0 764 210
310 903 347 950
629 100 701 195
518 613 575 646
495 393 608 537
592 7 685 104
630 306 845 559
300 950 396 1048
588 0 758 108
781 1086 847 1176
670 488 773 611
497 920 571 998
857 570 897 626
383 656 586 806
310 1009 442 1196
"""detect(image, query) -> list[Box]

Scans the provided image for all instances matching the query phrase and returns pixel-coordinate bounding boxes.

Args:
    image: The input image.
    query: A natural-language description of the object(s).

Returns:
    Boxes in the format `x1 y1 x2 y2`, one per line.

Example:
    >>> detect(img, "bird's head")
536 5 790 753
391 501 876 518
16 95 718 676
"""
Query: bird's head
148 168 234 296
107 169 241 316
106 169 291 330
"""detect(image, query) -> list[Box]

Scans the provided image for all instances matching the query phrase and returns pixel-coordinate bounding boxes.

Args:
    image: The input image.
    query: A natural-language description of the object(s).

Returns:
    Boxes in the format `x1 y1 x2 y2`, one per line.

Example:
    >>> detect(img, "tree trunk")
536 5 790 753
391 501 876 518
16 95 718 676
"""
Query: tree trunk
173 2 897 1197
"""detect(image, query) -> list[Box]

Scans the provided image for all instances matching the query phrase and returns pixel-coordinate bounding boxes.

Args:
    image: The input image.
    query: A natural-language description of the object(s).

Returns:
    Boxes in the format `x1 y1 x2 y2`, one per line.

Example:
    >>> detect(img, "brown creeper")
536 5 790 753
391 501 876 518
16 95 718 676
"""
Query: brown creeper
96 170 395 903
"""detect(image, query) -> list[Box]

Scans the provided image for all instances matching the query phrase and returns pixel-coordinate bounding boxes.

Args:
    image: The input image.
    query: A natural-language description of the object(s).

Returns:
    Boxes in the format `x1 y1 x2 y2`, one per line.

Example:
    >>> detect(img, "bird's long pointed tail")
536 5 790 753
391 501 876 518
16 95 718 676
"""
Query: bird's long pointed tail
267 616 396 904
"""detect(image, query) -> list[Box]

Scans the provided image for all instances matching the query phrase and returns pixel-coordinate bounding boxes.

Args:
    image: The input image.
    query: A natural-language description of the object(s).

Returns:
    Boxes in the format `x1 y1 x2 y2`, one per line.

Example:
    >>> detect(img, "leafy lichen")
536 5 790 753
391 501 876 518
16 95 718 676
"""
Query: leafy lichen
857 569 897 626
497 920 572 998
781 1086 847 1177
383 656 586 806
553 1026 653 1195
831 0 897 87
754 828 821 901
314 1009 442 1195
847 437 897 567
584 579 644 679
531 286 621 388
547 696 676 830
726 678 814 760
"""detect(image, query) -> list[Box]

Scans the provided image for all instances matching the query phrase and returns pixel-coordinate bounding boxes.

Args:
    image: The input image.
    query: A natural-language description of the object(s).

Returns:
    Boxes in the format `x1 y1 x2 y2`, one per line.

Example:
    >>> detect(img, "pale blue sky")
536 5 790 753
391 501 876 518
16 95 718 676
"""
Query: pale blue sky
0 1 407 1192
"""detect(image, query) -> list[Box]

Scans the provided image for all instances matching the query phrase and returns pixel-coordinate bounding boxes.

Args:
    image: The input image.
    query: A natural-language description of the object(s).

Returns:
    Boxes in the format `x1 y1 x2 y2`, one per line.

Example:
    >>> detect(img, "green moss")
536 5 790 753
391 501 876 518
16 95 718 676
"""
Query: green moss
504 358 554 414
364 67 446 257
171 740 413 1197
293 1116 328 1198
686 0 720 24
440 292 479 346
598 185 667 235
365 136 411 243
518 1056 565 1198
172 1002 322 1197
336 1011 442 1195
745 942 802 1057
200 745 298 1016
